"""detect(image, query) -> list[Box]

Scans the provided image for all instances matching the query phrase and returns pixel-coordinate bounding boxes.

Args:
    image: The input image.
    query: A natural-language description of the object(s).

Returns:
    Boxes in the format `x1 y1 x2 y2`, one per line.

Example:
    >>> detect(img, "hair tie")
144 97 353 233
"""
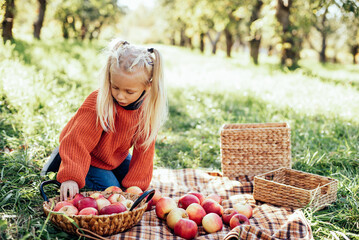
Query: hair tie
147 48 154 53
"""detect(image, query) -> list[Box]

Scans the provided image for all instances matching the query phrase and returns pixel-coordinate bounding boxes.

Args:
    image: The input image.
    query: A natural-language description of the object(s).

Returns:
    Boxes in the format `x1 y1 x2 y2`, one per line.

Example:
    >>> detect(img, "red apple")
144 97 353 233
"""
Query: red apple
53 201 74 212
222 208 239 225
77 197 98 211
96 197 111 211
125 186 143 195
146 189 163 211
186 203 206 226
229 214 250 229
105 186 122 193
233 203 253 219
174 219 198 240
146 199 154 211
89 192 104 199
178 194 200 209
99 203 127 215
67 193 84 208
206 193 222 204
202 213 223 233
155 197 177 219
58 205 79 216
120 199 134 210
152 189 162 205
78 207 98 215
107 193 126 204
167 208 189 229
201 199 223 216
188 192 205 204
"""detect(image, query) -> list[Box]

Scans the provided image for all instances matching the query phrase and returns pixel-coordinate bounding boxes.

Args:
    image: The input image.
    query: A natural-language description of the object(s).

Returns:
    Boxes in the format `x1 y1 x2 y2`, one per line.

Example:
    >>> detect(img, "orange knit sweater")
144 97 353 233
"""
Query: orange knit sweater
56 90 155 190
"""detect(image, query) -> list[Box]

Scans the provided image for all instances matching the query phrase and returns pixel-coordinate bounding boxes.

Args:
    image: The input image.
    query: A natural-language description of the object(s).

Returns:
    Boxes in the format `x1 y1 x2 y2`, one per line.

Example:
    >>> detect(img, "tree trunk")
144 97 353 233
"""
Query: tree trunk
33 0 46 39
187 37 193 49
319 31 327 63
352 44 359 64
250 38 261 64
70 17 77 39
2 0 15 42
224 27 234 57
268 45 273 56
249 0 263 64
80 19 87 40
200 32 205 53
62 17 69 39
275 0 300 68
207 31 221 54
319 9 328 63
180 28 186 47
170 31 176 45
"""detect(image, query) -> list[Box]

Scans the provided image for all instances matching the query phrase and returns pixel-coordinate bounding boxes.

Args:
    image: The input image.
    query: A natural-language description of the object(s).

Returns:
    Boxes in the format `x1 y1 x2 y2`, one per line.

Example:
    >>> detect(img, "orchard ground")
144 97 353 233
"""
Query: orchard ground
0 39 358 239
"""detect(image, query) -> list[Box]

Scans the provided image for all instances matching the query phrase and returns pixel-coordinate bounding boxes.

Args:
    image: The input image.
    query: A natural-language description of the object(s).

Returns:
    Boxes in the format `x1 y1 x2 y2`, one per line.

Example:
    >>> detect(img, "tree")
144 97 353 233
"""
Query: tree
160 0 199 48
341 0 359 64
275 0 301 68
33 0 47 39
307 0 339 63
54 0 124 40
222 1 244 58
248 0 263 64
1 0 15 42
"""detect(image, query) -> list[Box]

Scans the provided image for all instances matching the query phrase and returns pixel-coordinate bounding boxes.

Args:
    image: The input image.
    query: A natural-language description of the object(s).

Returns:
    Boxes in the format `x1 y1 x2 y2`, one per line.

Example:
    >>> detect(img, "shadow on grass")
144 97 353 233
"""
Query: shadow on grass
300 67 359 91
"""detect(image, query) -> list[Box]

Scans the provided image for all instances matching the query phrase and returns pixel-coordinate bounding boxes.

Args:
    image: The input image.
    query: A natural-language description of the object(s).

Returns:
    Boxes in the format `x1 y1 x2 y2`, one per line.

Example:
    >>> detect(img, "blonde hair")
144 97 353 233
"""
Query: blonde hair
97 39 167 150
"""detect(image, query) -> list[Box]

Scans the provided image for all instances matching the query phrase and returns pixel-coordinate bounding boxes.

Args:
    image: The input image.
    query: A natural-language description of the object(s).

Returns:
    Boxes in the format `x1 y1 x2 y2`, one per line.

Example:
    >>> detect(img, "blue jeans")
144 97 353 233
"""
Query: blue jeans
85 153 131 191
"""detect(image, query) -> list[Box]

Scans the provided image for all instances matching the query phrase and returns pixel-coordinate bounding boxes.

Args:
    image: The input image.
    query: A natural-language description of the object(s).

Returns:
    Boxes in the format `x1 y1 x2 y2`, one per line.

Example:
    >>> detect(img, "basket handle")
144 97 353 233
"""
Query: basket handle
129 189 155 211
39 180 61 202
76 228 109 240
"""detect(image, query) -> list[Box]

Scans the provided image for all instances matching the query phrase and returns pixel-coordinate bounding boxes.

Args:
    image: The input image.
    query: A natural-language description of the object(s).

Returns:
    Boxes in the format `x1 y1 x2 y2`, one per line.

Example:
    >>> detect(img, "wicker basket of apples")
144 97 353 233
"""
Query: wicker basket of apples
40 180 154 237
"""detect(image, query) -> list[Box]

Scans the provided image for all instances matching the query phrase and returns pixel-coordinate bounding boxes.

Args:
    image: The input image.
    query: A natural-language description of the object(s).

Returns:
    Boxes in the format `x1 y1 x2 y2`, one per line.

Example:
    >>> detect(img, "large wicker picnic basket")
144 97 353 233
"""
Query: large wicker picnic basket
220 122 291 178
40 180 153 237
253 167 338 209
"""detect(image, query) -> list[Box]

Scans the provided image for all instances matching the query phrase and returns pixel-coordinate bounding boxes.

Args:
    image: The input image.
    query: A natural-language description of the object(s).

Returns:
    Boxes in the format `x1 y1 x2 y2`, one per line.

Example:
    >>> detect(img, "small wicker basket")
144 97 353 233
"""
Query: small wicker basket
253 168 338 209
43 191 148 236
220 122 291 178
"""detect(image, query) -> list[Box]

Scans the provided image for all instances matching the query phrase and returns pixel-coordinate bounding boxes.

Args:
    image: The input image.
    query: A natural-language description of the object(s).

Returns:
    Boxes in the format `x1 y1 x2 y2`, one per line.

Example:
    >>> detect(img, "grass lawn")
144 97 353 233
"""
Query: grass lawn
0 38 358 239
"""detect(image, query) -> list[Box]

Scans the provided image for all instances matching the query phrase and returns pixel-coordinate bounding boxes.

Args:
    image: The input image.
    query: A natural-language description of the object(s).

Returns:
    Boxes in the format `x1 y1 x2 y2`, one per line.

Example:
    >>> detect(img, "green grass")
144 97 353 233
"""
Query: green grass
0 38 358 239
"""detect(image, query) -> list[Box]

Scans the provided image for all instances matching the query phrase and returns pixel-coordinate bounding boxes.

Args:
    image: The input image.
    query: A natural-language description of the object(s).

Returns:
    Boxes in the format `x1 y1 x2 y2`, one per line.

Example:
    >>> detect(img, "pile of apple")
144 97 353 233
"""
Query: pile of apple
155 192 253 240
51 186 145 216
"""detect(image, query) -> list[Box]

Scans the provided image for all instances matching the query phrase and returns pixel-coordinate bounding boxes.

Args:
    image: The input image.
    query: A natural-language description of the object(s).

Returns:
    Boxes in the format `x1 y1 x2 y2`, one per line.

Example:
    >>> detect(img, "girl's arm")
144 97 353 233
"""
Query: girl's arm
57 104 103 191
121 139 156 191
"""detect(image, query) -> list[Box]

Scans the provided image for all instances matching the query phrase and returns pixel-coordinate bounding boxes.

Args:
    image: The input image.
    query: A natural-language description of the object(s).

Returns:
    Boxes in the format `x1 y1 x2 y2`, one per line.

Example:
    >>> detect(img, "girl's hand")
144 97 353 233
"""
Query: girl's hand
60 180 79 201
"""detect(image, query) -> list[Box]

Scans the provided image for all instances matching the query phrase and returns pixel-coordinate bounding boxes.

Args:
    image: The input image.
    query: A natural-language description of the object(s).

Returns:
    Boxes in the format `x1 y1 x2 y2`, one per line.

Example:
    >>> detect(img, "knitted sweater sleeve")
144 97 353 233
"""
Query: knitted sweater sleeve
57 94 103 189
121 138 156 191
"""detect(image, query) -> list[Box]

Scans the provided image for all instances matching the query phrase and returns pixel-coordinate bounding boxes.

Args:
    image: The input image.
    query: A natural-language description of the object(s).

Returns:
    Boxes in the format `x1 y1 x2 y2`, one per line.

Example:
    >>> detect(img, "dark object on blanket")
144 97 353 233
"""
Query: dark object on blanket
40 180 154 237
253 167 338 209
220 122 291 178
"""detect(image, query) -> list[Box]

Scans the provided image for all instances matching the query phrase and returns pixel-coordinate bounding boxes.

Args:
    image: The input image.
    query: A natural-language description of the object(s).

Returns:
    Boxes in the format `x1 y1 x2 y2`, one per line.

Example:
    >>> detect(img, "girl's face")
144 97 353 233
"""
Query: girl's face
110 69 150 107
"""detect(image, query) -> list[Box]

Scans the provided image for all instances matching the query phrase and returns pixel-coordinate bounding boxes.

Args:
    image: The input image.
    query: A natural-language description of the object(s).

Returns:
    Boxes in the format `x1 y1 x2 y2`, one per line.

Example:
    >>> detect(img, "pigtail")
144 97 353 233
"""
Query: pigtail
135 48 168 150
96 40 129 132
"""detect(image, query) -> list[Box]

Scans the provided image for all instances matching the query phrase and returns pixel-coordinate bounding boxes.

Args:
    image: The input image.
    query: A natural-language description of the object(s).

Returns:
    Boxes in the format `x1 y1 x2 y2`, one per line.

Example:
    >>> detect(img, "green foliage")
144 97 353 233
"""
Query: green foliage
1 39 359 239
53 0 125 39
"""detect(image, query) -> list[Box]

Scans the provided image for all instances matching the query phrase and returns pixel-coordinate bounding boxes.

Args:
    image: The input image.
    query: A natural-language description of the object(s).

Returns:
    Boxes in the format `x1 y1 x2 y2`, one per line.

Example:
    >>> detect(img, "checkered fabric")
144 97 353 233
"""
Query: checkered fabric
108 168 313 240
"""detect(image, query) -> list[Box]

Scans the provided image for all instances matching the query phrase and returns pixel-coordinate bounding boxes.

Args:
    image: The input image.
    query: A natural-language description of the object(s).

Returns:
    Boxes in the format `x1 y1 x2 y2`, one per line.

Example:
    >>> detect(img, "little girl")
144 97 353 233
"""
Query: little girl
41 39 167 201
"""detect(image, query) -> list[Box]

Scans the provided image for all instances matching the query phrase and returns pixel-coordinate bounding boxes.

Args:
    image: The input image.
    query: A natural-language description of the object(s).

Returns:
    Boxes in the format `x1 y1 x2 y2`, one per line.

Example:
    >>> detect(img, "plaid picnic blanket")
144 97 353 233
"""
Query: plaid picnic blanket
109 168 313 240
